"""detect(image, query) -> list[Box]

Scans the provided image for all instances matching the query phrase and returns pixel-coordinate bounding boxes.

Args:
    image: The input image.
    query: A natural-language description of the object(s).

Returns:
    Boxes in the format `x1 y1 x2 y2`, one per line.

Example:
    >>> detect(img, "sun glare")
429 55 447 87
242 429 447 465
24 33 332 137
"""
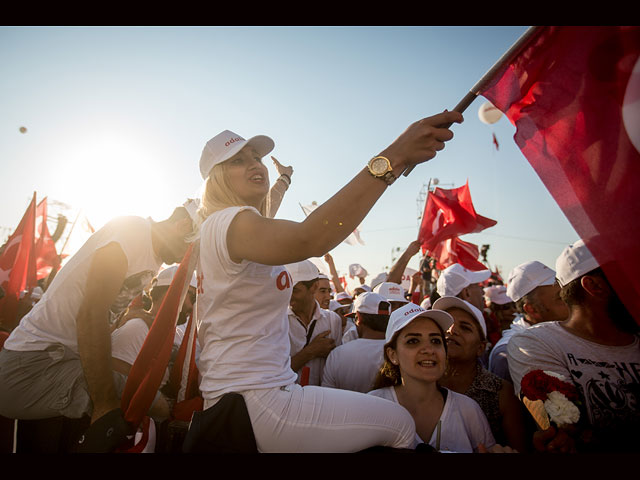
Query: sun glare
46 127 180 252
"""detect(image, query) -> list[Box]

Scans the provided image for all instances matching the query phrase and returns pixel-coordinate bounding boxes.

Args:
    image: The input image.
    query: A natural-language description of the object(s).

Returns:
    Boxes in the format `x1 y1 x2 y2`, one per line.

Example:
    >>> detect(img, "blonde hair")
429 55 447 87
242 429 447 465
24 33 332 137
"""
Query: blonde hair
196 161 270 225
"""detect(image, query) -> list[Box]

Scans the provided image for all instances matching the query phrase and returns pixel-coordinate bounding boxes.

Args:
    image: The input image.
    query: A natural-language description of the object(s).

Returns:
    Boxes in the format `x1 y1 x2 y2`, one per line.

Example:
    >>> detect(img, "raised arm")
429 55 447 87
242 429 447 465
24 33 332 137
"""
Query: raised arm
266 156 293 218
387 240 421 285
324 253 344 294
227 111 463 266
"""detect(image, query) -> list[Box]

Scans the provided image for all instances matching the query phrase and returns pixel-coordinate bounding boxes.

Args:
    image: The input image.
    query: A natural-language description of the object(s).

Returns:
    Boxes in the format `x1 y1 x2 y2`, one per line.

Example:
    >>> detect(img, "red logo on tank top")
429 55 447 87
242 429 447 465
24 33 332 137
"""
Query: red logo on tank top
276 270 292 291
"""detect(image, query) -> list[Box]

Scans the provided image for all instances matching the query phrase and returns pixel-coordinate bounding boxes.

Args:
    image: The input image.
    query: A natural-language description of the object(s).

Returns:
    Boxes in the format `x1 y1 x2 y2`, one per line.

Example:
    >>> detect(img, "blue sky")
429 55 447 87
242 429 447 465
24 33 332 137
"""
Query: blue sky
0 26 579 285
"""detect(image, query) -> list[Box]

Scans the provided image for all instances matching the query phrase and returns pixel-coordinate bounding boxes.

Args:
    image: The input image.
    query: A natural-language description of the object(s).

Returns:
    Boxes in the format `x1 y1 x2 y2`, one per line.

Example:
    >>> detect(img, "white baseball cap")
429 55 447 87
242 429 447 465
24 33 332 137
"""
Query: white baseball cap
329 299 348 312
285 260 320 286
345 292 391 318
555 239 600 287
484 285 513 305
436 263 491 297
432 296 487 339
199 129 275 180
506 261 556 302
335 292 353 303
155 265 197 289
373 282 409 304
385 302 454 344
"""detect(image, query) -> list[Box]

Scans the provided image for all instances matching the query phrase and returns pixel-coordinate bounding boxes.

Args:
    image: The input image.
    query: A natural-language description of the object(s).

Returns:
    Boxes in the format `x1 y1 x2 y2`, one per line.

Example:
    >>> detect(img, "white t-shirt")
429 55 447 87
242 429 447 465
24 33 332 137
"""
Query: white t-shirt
321 338 384 393
288 302 343 386
368 386 495 452
6 216 162 353
111 317 150 365
507 321 640 448
196 206 297 401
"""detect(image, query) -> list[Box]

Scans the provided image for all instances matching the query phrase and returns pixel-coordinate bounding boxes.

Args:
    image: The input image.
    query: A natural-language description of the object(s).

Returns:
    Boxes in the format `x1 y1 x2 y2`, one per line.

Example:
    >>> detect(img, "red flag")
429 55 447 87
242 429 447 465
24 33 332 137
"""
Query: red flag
120 241 198 432
431 236 488 272
0 193 37 329
481 26 640 325
34 197 61 280
418 181 497 253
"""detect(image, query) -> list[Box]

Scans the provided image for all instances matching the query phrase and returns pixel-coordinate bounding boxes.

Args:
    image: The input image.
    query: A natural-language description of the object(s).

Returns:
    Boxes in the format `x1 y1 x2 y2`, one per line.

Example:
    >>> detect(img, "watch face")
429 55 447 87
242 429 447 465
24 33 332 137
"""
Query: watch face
371 157 389 174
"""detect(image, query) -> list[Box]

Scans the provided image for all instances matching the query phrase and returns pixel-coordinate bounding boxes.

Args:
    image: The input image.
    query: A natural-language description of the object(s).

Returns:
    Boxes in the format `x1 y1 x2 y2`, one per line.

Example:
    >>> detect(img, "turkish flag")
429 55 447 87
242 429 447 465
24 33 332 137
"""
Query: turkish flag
120 241 199 433
0 193 37 329
481 26 640 324
418 181 497 253
34 197 61 281
431 236 488 272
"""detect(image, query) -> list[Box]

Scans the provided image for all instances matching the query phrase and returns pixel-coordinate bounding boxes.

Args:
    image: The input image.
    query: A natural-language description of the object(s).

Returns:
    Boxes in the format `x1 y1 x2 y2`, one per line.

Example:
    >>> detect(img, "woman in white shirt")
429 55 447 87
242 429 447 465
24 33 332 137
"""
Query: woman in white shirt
193 112 463 453
368 302 515 453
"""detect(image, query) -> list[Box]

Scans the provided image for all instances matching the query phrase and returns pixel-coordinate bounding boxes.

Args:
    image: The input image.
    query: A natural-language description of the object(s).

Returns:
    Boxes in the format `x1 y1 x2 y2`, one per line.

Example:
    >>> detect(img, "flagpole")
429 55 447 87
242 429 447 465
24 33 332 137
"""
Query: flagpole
59 209 82 258
402 25 544 177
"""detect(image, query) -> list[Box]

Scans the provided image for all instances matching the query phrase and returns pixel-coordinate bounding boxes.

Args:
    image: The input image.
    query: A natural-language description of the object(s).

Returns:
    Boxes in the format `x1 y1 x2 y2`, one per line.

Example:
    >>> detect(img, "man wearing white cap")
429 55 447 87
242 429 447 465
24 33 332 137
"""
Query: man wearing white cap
0 201 198 451
286 260 343 386
436 263 494 364
507 240 640 453
374 281 410 312
321 292 391 393
436 263 491 312
488 261 568 383
314 273 333 310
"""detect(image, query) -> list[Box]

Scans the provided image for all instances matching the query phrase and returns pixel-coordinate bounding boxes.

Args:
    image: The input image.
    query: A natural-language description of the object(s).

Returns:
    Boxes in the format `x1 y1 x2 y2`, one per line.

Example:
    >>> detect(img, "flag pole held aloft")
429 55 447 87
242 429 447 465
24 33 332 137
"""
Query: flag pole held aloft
402 25 544 177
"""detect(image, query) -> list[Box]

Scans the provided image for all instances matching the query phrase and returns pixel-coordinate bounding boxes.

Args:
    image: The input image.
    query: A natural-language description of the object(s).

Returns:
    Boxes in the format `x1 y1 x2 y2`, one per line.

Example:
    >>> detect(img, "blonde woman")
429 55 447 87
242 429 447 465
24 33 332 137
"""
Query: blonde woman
193 112 463 453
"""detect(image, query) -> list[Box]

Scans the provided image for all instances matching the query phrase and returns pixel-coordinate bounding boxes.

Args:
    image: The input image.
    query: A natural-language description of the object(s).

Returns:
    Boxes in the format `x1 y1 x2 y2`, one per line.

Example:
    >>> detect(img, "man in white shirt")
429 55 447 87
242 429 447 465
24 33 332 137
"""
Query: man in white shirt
0 203 196 451
286 260 343 386
321 292 391 393
507 240 640 453
488 261 568 383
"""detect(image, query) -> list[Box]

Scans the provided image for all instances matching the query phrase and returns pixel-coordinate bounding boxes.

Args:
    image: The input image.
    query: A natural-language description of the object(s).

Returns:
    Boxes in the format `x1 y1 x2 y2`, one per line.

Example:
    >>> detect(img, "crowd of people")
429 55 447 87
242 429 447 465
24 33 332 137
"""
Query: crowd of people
0 112 638 454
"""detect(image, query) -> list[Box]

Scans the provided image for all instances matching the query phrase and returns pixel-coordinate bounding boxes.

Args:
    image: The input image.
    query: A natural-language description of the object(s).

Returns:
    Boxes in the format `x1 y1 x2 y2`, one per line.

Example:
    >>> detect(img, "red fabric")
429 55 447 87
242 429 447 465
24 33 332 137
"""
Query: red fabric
120 243 195 427
430 236 489 272
33 197 60 281
418 181 497 253
481 26 640 325
167 311 201 408
0 193 37 329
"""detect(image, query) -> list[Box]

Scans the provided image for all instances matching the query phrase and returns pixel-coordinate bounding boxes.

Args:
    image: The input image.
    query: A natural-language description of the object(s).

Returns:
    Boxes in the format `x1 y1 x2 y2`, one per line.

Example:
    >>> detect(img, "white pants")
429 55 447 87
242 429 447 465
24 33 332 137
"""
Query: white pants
206 383 416 453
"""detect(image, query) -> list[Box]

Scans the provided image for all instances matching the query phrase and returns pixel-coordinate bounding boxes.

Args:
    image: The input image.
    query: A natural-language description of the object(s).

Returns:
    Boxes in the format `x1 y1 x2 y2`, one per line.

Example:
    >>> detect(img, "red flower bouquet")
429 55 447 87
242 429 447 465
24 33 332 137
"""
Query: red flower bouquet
520 370 581 429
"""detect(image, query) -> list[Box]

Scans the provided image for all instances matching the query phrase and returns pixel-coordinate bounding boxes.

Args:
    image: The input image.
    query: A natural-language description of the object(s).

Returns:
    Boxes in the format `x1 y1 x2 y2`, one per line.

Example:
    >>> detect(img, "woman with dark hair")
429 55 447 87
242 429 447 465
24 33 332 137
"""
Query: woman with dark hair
433 296 529 452
192 111 464 452
369 302 514 453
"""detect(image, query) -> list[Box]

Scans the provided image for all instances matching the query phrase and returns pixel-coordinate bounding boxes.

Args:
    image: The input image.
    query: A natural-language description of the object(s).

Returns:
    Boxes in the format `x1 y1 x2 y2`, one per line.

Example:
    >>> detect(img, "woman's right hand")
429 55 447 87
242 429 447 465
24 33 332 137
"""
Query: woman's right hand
379 110 464 177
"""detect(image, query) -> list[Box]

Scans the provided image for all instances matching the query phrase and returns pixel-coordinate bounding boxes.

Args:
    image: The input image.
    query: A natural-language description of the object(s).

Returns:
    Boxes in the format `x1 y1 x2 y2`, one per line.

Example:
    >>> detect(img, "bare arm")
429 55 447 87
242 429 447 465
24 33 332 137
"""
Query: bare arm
387 240 421 285
324 253 344 294
76 242 128 424
228 111 463 265
266 156 293 218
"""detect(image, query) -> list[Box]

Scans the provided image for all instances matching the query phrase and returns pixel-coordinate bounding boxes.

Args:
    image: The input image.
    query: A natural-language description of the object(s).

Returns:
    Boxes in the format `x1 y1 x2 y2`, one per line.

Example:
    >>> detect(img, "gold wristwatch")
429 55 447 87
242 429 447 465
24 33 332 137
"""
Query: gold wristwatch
367 156 397 185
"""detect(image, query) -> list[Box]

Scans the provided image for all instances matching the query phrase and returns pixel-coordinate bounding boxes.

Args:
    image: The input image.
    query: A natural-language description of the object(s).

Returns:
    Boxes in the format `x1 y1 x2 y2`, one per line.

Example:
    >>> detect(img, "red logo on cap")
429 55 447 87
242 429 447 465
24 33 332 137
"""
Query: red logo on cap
276 271 292 291
225 137 242 147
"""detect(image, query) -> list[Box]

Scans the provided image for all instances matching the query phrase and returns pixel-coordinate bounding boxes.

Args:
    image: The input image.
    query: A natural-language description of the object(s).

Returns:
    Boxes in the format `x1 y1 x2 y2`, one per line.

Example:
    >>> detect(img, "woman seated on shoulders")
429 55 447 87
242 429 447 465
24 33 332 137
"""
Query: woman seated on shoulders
433 296 529 452
369 302 516 453
193 111 464 452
